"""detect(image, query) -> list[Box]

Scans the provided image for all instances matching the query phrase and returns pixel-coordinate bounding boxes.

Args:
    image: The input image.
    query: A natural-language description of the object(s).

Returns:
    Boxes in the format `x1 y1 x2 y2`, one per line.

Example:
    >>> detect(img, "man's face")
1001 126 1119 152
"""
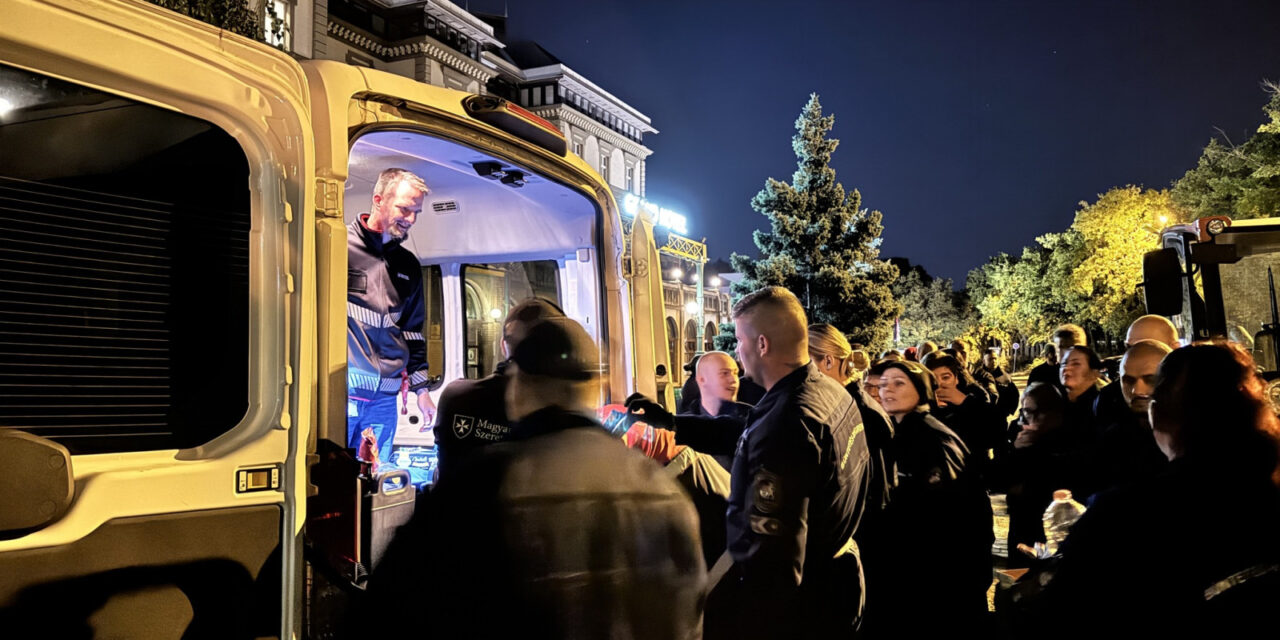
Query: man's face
371 179 426 240
1120 350 1163 414
734 317 763 383
982 353 996 369
697 354 740 403
1052 337 1076 363
863 374 882 403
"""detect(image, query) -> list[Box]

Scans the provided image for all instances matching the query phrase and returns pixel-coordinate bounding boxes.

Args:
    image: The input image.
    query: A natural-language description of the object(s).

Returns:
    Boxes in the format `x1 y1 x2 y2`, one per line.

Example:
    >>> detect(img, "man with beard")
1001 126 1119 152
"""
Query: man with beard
1093 339 1173 492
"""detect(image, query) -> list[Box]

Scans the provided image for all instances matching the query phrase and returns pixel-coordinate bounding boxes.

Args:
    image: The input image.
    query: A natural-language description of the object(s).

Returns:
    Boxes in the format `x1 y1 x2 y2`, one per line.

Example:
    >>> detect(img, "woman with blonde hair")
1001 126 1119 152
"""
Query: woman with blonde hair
808 324 896 627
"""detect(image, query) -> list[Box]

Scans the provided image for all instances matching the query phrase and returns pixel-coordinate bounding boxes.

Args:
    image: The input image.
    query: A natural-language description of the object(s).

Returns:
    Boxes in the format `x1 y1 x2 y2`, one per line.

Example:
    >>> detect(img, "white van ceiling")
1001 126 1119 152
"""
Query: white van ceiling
346 130 599 265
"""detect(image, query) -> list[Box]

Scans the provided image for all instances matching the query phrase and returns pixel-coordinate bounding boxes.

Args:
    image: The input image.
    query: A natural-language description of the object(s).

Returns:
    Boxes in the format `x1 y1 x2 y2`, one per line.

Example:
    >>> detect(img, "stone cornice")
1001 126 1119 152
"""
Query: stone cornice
523 64 655 133
534 105 652 159
327 20 497 82
423 0 501 46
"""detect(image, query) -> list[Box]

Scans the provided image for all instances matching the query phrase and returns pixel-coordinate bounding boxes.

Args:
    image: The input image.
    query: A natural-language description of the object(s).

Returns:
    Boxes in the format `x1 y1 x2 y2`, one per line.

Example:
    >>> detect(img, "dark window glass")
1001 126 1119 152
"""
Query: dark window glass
462 261 559 379
0 63 251 454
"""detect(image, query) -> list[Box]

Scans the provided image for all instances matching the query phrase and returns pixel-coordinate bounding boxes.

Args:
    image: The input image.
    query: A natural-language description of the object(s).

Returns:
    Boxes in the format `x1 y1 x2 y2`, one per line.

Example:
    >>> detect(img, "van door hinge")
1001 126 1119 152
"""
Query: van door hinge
315 177 343 218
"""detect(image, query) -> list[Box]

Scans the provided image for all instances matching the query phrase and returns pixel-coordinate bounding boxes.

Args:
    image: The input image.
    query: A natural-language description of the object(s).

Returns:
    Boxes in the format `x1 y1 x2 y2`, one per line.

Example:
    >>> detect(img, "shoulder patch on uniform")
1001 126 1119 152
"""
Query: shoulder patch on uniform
752 470 783 514
453 415 475 439
749 514 788 537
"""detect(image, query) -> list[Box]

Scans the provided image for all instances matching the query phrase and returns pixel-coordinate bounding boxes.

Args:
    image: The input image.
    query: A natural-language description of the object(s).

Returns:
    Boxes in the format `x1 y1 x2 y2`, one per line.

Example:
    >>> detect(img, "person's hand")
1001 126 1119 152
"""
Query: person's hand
1013 426 1038 449
936 386 967 407
417 390 437 429
624 393 673 428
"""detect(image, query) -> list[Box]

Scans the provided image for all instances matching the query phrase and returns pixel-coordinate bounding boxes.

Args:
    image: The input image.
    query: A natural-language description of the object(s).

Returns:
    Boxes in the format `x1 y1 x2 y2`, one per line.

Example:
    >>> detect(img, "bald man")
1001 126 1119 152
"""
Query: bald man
695 351 746 416
1125 314 1180 349
1095 315 1180 428
1094 339 1174 492
706 286 870 639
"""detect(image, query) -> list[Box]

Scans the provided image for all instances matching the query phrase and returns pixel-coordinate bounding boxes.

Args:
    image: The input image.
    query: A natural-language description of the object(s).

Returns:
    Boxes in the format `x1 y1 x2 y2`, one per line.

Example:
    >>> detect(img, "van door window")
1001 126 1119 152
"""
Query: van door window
0 64 251 454
462 261 561 379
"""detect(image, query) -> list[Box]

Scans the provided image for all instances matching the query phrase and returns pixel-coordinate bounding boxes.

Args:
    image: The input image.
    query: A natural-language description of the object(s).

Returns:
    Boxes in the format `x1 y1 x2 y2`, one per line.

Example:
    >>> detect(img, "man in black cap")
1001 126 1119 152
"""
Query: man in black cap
431 297 562 483
372 317 706 639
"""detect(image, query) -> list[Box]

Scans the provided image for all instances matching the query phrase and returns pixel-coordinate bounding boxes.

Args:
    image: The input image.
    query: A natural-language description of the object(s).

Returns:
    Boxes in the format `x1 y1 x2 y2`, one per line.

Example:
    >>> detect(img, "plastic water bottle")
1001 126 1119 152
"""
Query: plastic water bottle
1042 489 1087 555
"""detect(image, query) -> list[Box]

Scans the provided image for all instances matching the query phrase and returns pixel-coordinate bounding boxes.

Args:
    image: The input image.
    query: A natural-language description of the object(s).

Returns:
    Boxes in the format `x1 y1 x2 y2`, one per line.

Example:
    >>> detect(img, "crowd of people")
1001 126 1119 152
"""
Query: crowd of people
346 175 1280 638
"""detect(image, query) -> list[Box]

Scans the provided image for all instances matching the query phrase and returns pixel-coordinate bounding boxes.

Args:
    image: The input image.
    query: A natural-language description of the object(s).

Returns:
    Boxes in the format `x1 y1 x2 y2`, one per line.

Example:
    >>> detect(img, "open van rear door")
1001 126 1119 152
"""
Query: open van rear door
0 1 313 638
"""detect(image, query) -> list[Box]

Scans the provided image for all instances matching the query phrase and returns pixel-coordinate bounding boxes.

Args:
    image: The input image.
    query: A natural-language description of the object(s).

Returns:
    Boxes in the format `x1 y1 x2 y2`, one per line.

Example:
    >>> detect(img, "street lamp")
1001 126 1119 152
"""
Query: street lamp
1159 215 1169 225
709 275 721 288
670 267 684 280
684 300 700 316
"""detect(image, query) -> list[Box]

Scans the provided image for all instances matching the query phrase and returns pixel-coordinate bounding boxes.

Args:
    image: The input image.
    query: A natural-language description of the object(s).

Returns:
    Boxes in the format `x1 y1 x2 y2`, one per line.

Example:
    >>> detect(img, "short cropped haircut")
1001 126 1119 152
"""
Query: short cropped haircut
732 285 806 322
1053 323 1087 347
374 168 429 199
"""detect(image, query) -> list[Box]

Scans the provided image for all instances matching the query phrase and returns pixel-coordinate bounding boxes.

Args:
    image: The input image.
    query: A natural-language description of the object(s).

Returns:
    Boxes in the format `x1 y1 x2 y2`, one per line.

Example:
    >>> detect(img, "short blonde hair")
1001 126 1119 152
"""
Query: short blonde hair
373 167 428 199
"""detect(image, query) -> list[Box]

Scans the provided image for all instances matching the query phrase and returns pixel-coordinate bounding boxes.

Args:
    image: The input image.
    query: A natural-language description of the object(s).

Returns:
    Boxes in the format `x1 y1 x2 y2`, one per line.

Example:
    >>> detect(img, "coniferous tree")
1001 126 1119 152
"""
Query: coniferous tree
730 94 901 347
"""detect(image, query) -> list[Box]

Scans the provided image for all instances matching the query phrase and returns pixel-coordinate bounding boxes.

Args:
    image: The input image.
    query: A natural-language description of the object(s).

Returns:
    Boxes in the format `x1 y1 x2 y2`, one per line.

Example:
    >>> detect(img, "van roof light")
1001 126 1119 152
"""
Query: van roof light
462 95 568 156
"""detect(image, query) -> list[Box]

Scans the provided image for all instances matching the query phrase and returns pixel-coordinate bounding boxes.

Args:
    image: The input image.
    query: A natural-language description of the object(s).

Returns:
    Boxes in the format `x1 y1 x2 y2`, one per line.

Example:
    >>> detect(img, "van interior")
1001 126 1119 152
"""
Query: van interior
342 129 605 482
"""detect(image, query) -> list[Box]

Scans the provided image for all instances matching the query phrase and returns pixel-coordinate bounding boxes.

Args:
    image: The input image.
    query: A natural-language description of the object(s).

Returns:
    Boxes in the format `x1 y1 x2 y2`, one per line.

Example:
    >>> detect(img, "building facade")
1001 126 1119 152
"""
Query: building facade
263 0 728 383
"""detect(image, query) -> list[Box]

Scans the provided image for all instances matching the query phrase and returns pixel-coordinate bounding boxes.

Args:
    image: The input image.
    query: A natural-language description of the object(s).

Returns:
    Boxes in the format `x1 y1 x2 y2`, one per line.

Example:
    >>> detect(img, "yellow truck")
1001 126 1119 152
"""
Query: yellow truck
0 1 673 637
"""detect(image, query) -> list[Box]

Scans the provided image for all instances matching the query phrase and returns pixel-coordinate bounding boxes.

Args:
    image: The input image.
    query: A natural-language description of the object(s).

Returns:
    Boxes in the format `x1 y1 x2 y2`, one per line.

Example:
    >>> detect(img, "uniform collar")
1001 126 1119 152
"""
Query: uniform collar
510 406 601 440
354 214 404 254
753 361 819 410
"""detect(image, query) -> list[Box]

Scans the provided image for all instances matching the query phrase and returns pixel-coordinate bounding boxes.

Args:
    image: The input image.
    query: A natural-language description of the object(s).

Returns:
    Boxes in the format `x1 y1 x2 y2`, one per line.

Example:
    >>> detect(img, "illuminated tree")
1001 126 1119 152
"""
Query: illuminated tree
1174 81 1280 220
893 265 974 346
1069 186 1182 334
731 94 901 347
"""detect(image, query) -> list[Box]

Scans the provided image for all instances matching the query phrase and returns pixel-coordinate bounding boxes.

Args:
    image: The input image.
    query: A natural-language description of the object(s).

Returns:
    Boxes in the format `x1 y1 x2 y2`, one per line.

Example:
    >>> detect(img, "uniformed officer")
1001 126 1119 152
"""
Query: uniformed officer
709 286 872 639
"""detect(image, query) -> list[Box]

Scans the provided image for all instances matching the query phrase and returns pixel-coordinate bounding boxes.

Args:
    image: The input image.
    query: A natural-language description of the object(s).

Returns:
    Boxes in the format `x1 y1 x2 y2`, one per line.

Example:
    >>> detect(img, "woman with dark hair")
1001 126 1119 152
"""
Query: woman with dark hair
990 382 1093 568
870 361 994 636
922 352 1005 478
1059 345 1105 438
1025 343 1280 638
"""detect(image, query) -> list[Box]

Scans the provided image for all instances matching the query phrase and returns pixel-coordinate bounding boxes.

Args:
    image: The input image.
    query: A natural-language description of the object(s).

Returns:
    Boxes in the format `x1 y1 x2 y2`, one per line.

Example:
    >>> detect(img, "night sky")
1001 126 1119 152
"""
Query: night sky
504 1 1280 284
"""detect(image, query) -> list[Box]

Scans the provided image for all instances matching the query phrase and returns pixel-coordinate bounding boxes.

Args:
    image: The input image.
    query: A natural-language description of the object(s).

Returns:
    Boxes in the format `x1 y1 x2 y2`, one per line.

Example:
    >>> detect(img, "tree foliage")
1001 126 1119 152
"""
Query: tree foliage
713 321 737 353
730 94 901 348
146 0 265 42
1173 81 1280 220
968 187 1181 343
893 266 974 346
1070 186 1182 333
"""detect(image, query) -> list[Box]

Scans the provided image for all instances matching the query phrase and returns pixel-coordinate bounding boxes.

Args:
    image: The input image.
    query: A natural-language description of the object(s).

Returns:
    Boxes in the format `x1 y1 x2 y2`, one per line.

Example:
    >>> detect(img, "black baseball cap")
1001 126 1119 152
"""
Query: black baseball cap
509 317 601 381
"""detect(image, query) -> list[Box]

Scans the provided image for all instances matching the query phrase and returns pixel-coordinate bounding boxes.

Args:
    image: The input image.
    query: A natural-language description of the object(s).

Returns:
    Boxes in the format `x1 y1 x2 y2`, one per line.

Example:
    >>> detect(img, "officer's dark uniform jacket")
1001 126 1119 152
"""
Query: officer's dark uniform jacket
432 366 511 483
372 406 706 639
711 362 871 639
347 215 429 397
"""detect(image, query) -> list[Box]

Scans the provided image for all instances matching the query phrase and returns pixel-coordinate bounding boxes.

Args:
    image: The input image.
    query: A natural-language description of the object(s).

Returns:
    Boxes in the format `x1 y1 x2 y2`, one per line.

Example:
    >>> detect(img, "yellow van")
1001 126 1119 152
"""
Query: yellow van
0 1 672 637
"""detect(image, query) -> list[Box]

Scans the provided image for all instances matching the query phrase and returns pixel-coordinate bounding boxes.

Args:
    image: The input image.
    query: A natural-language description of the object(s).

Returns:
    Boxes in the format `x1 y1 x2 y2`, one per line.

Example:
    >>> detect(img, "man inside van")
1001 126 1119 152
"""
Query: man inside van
347 168 436 466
